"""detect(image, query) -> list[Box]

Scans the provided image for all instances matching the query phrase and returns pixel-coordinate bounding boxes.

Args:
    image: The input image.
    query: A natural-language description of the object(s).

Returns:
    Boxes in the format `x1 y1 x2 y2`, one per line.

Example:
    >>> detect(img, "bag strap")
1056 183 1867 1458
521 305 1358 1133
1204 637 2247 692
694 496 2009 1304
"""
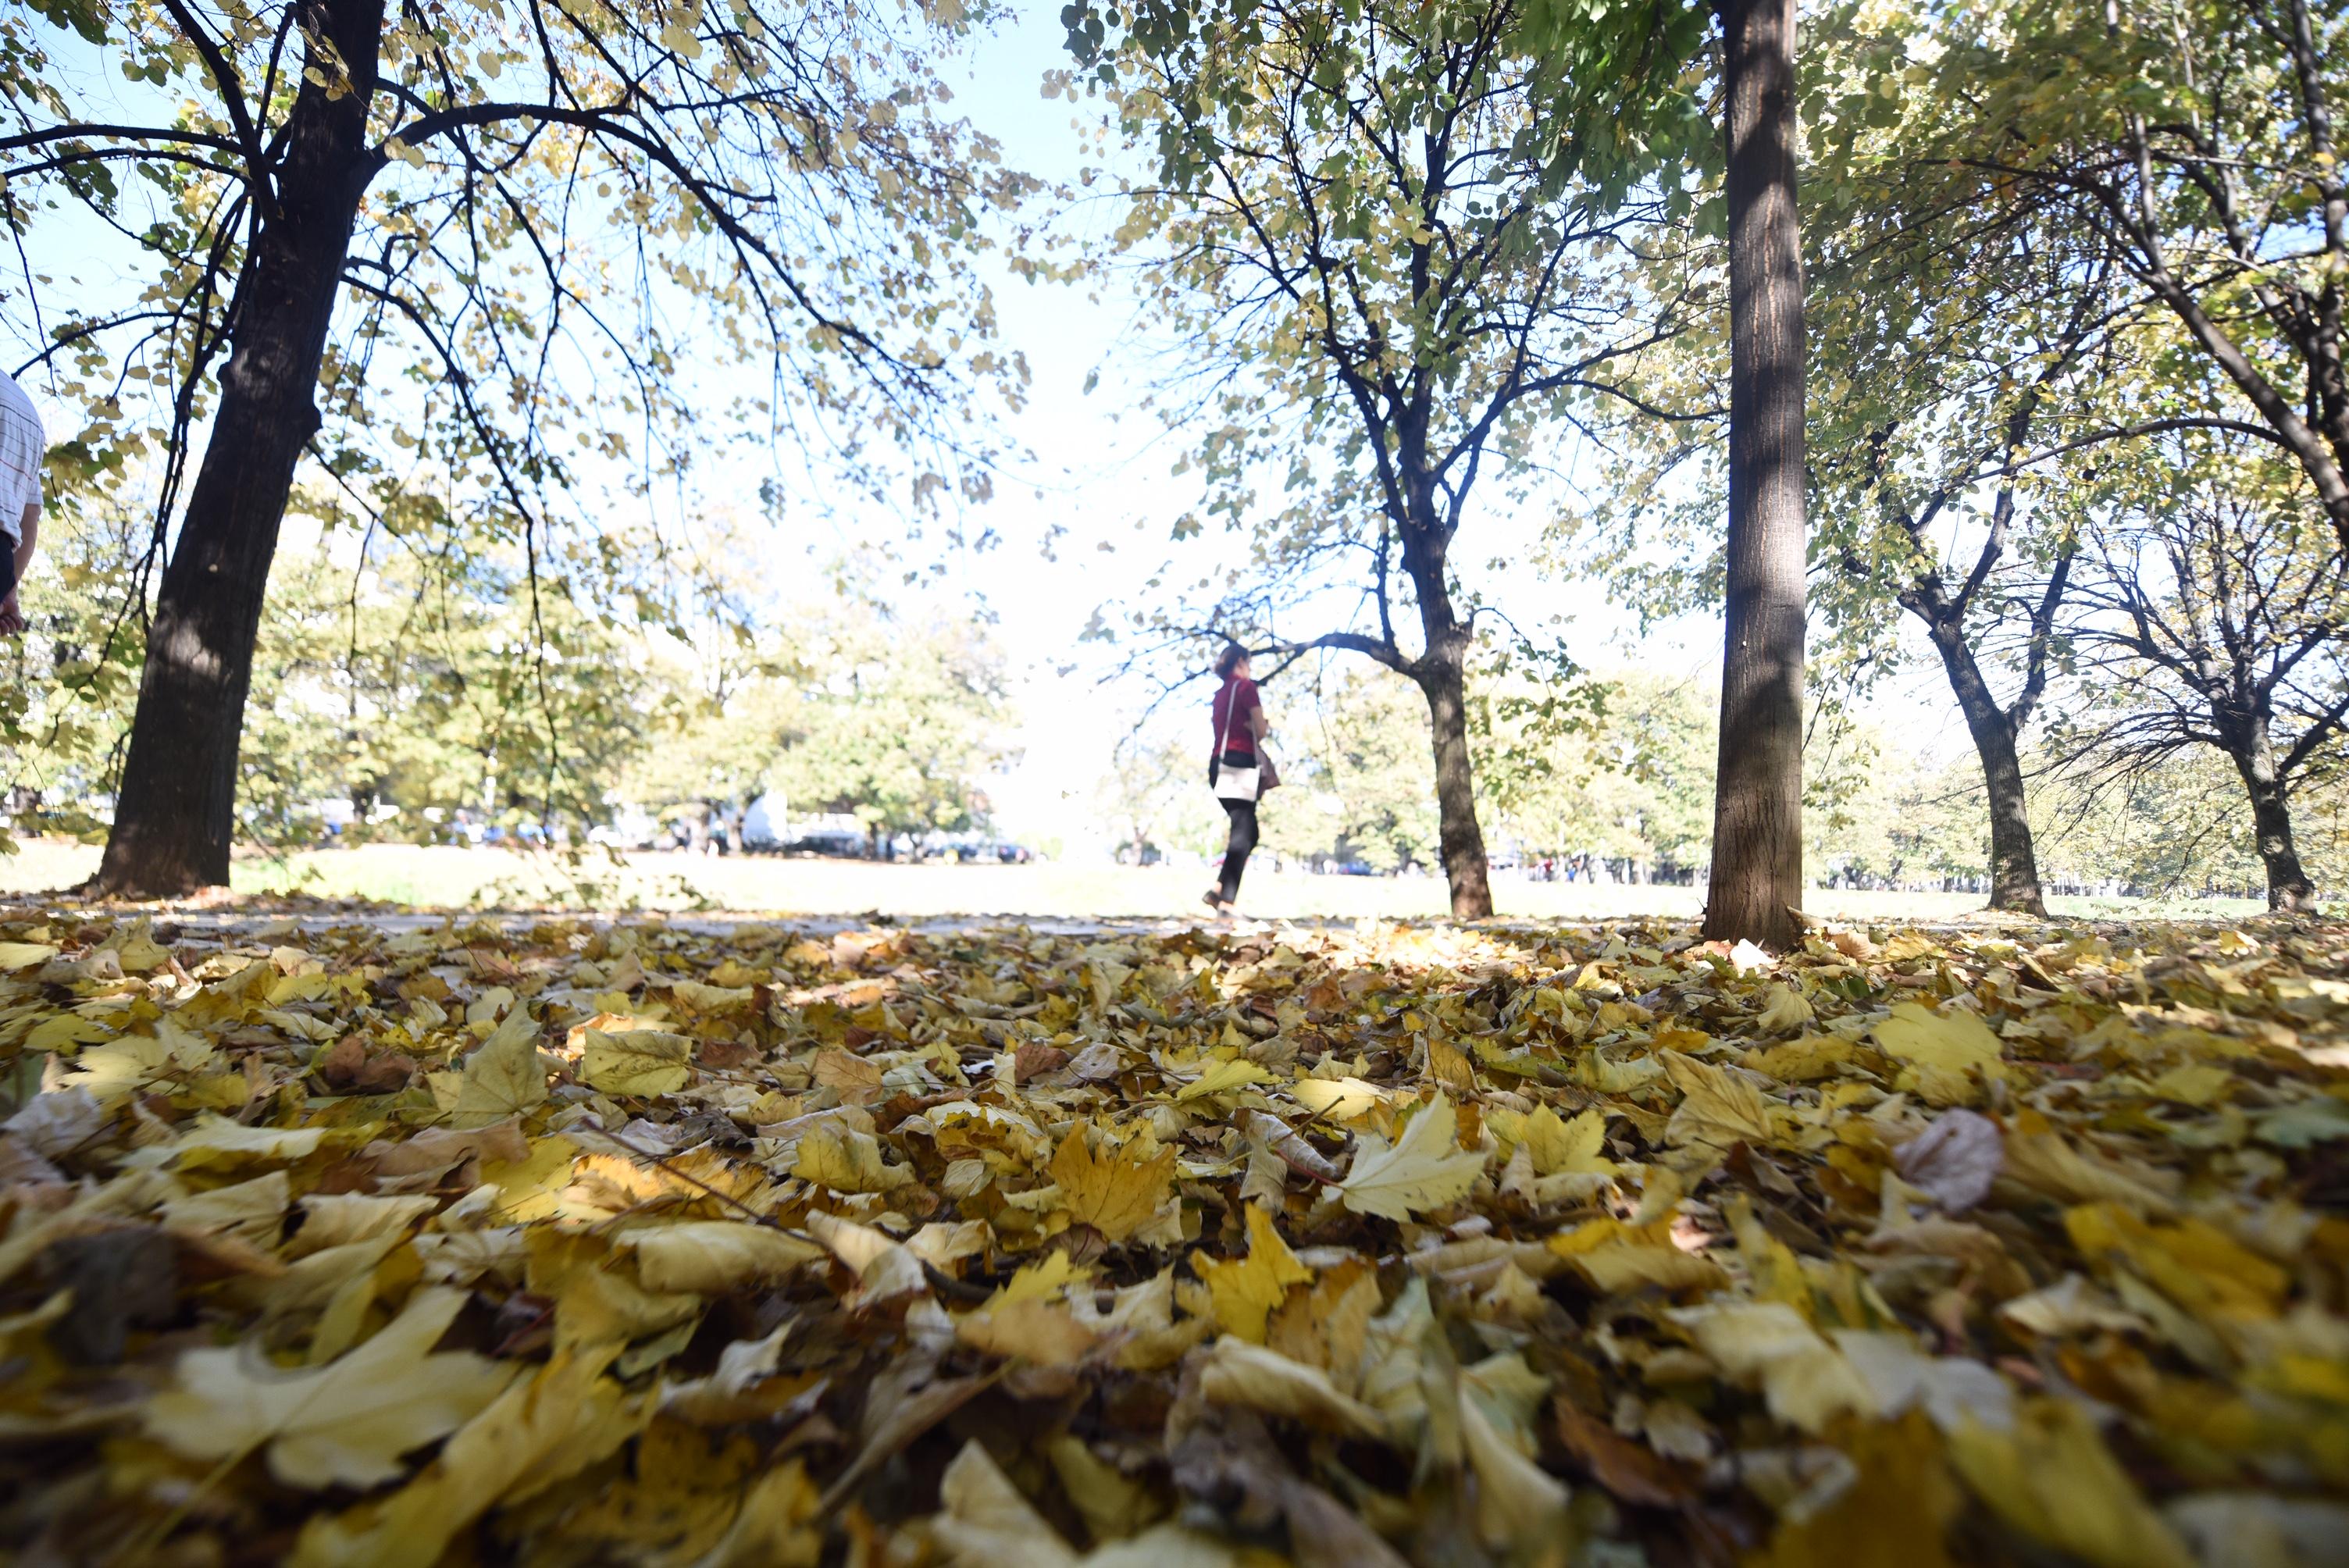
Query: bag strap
1213 679 1232 761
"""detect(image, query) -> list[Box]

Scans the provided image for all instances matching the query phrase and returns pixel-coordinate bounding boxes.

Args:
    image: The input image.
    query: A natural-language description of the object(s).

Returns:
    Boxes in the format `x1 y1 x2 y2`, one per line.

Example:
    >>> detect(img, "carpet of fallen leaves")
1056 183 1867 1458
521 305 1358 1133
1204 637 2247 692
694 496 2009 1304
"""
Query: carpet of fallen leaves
2 912 2348 1566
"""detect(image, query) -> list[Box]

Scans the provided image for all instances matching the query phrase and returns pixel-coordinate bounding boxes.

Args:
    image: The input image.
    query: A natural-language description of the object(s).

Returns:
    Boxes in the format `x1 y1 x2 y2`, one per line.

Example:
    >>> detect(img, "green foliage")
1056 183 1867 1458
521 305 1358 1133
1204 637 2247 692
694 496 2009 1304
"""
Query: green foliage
1260 669 1442 871
241 535 654 844
765 605 1014 847
1478 668 1715 871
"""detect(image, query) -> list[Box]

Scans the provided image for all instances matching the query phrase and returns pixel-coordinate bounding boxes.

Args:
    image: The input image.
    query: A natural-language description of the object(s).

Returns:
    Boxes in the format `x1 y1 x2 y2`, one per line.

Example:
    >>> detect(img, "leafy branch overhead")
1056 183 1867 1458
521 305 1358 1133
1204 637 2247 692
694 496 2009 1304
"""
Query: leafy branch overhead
0 0 1035 896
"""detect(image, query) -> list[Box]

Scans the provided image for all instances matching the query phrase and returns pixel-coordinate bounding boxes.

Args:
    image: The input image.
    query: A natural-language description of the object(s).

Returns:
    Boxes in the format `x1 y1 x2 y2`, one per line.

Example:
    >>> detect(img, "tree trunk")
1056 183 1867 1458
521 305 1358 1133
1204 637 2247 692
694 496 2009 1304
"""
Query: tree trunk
1396 487 1493 920
94 2 382 897
1414 651 1494 919
2233 739 2317 911
1922 617 2048 915
1703 0 1809 950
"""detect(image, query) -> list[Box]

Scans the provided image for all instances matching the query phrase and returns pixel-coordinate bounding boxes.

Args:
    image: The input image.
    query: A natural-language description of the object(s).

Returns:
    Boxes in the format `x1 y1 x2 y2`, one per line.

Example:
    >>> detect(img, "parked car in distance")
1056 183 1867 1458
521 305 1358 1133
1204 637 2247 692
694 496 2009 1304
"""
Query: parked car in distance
782 830 868 858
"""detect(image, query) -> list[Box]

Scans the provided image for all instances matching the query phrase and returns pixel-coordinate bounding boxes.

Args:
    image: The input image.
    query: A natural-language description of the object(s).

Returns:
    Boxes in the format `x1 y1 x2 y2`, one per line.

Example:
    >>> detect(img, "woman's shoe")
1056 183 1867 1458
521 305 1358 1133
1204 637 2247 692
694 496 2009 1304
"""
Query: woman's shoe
1202 889 1225 911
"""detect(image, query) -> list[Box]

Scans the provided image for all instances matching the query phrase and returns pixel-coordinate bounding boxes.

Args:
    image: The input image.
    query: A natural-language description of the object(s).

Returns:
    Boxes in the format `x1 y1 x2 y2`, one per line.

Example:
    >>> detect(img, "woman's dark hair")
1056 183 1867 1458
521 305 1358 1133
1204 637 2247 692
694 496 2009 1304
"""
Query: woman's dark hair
1214 642 1249 679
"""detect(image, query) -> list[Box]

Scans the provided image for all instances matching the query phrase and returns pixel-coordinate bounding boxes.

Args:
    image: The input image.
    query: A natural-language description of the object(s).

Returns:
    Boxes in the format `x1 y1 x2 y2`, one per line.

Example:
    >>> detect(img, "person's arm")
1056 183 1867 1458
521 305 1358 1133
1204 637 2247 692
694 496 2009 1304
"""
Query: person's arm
0 505 31 636
1248 685 1270 744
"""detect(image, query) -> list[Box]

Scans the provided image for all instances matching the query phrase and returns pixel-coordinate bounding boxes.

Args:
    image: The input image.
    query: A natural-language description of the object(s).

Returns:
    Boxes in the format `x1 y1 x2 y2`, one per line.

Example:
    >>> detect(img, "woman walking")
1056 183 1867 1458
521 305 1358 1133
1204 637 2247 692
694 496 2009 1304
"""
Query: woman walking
1206 642 1272 914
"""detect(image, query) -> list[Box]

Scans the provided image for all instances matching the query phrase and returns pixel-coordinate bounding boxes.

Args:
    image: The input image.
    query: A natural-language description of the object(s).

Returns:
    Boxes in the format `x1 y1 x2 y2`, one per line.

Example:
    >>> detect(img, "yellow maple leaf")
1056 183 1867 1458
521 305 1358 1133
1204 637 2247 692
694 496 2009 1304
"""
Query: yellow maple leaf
1192 1200 1314 1342
62 1021 219 1106
1338 1093 1485 1220
291 1345 636 1568
147 1287 516 1489
578 1028 693 1097
988 1250 1091 1310
1660 1050 1776 1149
1289 1074 1388 1121
1871 1002 2007 1105
2062 1202 2287 1324
1199 1335 1387 1439
956 1299 1103 1367
1048 1124 1175 1242
625 1222 824 1294
451 1008 549 1128
1672 1300 1875 1436
1174 1057 1274 1101
793 1121 911 1193
1946 1397 2194 1568
1515 1103 1615 1176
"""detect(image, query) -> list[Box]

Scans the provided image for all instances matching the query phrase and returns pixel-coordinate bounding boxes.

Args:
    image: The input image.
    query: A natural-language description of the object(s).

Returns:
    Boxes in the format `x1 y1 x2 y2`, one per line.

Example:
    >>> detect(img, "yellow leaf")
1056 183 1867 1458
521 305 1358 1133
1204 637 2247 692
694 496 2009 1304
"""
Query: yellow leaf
812 1048 884 1103
1198 1335 1386 1439
1756 1413 1961 1568
1946 1398 2194 1568
625 1222 824 1293
1048 1124 1176 1242
162 1170 291 1246
1568 1243 1729 1295
1741 1035 1865 1081
793 1120 910 1193
934 1438 1081 1567
1046 1434 1162 1544
2148 1063 2233 1107
666 979 755 1011
1192 1201 1313 1342
1660 1050 1775 1148
24 1012 112 1052
1174 1057 1274 1100
527 1229 701 1352
450 1008 548 1128
1871 1003 2006 1104
147 1114 328 1167
693 1459 823 1566
2003 1112 2178 1216
1288 1075 1388 1120
2063 1203 2288 1324
1460 1391 1568 1548
63 1024 219 1105
579 1028 692 1096
0 940 59 968
291 1345 639 1568
286 1193 439 1257
988 1250 1089 1309
1338 1093 1484 1221
104 919 172 972
147 1287 515 1489
1514 1103 1616 1175
481 1135 576 1223
1670 1301 1875 1435
1755 982 1814 1032
956 1299 1103 1366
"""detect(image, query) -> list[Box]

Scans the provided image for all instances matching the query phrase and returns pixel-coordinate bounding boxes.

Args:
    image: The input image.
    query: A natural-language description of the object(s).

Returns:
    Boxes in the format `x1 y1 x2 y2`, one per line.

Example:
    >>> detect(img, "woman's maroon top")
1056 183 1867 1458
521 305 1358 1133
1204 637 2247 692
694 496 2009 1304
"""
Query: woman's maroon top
1214 676 1260 761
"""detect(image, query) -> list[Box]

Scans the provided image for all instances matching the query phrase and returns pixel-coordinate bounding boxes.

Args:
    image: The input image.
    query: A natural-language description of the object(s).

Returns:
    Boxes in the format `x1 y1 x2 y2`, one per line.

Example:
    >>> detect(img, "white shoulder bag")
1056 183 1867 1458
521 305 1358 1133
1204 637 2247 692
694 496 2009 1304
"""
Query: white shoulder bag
1210 688 1259 801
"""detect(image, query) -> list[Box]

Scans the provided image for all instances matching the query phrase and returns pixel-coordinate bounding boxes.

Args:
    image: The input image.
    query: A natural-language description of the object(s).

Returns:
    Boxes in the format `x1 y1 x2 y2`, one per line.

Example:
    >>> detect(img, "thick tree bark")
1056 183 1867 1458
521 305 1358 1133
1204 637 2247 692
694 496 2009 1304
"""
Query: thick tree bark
1926 620 2047 915
94 1 382 897
1397 485 1494 920
2233 732 2317 911
1414 650 1493 920
1703 0 1808 950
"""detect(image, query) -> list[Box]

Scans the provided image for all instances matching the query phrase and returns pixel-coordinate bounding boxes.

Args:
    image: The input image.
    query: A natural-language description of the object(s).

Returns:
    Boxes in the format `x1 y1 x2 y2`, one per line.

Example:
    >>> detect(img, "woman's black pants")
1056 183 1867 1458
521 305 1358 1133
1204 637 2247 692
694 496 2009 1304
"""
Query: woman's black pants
1217 798 1258 903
